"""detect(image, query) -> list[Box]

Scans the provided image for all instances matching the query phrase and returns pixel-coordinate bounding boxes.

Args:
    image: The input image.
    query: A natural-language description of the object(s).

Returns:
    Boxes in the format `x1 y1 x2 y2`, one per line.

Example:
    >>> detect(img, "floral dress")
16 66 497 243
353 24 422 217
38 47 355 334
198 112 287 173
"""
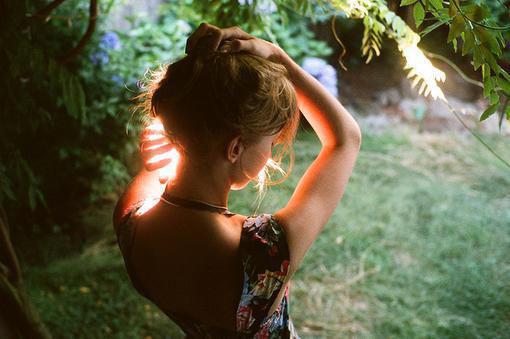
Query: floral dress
116 201 301 338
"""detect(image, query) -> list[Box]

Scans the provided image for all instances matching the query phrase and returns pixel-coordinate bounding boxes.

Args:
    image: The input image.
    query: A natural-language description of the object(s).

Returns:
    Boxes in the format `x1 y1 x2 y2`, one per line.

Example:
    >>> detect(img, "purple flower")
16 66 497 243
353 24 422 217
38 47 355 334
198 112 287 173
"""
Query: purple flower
302 57 327 77
99 32 121 50
90 50 109 65
111 75 123 85
302 57 338 97
238 0 276 14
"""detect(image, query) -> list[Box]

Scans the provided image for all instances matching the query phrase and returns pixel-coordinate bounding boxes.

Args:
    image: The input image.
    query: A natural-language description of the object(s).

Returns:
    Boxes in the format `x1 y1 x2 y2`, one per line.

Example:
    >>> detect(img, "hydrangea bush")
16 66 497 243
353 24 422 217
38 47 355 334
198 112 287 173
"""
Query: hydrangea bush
302 57 339 97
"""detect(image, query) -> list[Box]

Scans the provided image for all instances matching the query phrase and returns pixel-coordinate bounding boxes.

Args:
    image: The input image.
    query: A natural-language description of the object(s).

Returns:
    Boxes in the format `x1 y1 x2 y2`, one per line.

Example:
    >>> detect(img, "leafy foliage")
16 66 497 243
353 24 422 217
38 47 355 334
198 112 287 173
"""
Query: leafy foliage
275 0 510 122
0 0 334 236
400 0 510 122
1 0 508 237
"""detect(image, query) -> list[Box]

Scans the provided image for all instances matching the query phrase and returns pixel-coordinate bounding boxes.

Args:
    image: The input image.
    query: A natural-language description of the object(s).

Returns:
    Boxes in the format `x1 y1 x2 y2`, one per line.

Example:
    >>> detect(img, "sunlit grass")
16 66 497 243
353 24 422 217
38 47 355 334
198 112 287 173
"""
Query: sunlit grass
24 124 510 338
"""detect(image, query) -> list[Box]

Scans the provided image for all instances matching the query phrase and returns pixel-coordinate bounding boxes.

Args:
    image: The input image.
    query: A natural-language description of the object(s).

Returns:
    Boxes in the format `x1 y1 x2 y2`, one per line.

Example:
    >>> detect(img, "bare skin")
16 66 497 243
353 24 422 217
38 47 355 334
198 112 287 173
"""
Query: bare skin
113 23 361 331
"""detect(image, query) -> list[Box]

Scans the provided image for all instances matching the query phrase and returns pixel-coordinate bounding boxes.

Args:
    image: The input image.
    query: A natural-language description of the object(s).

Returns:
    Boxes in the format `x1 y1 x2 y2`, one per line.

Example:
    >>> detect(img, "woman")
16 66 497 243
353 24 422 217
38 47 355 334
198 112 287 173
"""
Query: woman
113 23 361 338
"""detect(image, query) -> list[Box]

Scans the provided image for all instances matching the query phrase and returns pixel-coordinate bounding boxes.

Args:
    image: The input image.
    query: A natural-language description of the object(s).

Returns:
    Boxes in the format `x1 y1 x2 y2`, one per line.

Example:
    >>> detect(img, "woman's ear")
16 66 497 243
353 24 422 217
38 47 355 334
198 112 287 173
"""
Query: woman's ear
227 135 244 164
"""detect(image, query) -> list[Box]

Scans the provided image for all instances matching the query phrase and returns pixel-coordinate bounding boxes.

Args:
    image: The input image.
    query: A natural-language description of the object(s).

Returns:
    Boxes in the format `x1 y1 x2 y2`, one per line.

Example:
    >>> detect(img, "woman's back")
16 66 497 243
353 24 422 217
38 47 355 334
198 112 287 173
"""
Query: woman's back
115 199 299 337
131 204 244 327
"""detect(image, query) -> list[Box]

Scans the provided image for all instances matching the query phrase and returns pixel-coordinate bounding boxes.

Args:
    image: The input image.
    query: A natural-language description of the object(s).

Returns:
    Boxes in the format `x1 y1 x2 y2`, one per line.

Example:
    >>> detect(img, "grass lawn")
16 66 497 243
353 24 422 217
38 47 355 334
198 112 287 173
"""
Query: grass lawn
23 123 510 338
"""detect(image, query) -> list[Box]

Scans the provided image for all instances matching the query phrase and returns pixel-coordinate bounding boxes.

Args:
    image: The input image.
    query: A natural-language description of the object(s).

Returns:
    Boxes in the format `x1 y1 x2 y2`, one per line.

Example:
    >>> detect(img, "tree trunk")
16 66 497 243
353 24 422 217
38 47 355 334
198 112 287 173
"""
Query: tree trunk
0 205 51 339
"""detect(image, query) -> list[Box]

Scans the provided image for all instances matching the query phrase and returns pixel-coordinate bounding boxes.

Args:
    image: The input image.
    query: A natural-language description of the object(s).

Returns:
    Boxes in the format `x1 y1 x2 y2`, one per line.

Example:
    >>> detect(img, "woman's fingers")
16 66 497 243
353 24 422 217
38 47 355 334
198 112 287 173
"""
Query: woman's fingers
158 165 174 184
140 138 169 152
141 130 166 144
141 142 175 170
220 26 253 42
185 22 209 54
142 142 174 158
186 23 254 56
186 22 221 55
209 26 253 53
141 118 167 144
145 157 173 172
140 126 175 171
184 22 283 60
158 172 170 185
228 38 255 53
140 117 177 174
222 38 278 60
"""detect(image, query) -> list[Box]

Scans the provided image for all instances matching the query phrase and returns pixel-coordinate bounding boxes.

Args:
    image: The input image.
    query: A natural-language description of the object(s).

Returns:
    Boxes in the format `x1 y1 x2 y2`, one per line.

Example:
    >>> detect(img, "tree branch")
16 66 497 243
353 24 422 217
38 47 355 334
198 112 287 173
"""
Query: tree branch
0 275 51 339
59 0 98 64
450 0 510 31
0 205 21 286
31 0 68 22
424 51 483 89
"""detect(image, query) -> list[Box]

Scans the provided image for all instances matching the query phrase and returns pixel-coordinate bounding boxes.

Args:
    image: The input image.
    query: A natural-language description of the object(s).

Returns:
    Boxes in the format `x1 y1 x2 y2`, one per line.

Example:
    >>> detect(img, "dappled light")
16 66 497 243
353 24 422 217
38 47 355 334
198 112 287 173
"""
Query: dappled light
400 42 446 101
1 0 509 338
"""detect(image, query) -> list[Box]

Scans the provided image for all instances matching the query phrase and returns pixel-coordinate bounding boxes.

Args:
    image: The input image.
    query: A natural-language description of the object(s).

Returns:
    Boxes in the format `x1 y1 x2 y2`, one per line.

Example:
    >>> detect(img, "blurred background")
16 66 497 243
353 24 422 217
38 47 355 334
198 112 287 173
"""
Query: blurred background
1 0 509 337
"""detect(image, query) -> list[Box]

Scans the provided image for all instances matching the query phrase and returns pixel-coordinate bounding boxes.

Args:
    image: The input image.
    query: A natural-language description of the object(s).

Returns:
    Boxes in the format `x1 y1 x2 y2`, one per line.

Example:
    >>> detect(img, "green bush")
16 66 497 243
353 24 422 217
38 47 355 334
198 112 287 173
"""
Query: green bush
1 0 333 247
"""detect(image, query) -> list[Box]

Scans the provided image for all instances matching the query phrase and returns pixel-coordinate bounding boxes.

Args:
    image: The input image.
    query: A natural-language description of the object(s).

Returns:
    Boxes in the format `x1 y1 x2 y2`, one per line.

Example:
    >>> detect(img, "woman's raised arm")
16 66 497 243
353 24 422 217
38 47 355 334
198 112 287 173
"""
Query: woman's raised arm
203 21 362 277
271 46 362 279
277 51 362 148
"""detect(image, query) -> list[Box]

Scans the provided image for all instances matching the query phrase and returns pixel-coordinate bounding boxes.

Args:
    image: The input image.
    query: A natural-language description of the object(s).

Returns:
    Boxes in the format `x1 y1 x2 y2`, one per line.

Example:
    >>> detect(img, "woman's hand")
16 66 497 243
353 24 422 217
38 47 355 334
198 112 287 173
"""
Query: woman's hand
185 22 285 63
140 118 178 184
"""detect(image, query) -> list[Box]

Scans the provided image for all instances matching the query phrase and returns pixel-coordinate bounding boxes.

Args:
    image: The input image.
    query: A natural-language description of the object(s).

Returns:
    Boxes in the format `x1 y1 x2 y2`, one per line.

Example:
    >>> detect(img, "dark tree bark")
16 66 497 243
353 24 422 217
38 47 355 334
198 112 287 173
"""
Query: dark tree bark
60 0 98 64
0 205 51 339
31 0 68 22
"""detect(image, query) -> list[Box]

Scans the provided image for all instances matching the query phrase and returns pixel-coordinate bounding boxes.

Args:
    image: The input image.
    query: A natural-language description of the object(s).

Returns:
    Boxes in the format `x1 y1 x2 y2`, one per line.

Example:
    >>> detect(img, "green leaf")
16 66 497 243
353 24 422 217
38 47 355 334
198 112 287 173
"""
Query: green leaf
28 184 37 210
401 0 418 6
462 4 487 22
473 48 483 71
447 14 464 42
420 20 445 38
483 75 493 98
480 46 500 74
502 69 510 83
462 30 475 56
482 64 490 81
497 77 510 95
449 0 458 17
489 91 500 105
428 0 443 10
474 26 502 57
0 167 15 201
62 72 86 120
413 2 425 28
480 103 498 121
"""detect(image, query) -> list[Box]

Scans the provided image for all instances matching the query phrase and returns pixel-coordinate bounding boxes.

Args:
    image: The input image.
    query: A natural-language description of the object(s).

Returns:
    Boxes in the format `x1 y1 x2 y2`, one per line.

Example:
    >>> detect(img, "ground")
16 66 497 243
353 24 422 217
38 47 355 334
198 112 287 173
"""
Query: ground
23 119 510 338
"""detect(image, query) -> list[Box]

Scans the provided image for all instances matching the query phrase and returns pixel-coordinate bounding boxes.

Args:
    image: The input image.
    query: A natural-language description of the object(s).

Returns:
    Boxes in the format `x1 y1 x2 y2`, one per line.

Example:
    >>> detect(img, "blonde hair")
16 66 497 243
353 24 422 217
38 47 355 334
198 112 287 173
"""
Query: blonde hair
135 50 300 207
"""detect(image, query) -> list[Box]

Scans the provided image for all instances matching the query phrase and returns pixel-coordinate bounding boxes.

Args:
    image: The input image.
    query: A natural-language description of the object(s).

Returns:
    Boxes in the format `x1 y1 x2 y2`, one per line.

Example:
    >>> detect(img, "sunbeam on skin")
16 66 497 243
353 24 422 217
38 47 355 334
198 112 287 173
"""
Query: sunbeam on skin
135 197 161 216
136 118 181 216
157 148 180 183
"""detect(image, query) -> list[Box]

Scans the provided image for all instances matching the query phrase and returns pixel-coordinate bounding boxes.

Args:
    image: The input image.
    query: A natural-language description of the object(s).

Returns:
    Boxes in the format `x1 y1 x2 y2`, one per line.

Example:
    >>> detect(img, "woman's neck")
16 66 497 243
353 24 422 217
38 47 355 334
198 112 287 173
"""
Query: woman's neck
164 158 231 207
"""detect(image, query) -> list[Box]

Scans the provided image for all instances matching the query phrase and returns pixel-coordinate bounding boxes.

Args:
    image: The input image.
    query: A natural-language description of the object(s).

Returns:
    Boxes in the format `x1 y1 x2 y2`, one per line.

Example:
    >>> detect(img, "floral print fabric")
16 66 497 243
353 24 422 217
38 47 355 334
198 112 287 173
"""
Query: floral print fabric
116 205 300 338
236 213 300 338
